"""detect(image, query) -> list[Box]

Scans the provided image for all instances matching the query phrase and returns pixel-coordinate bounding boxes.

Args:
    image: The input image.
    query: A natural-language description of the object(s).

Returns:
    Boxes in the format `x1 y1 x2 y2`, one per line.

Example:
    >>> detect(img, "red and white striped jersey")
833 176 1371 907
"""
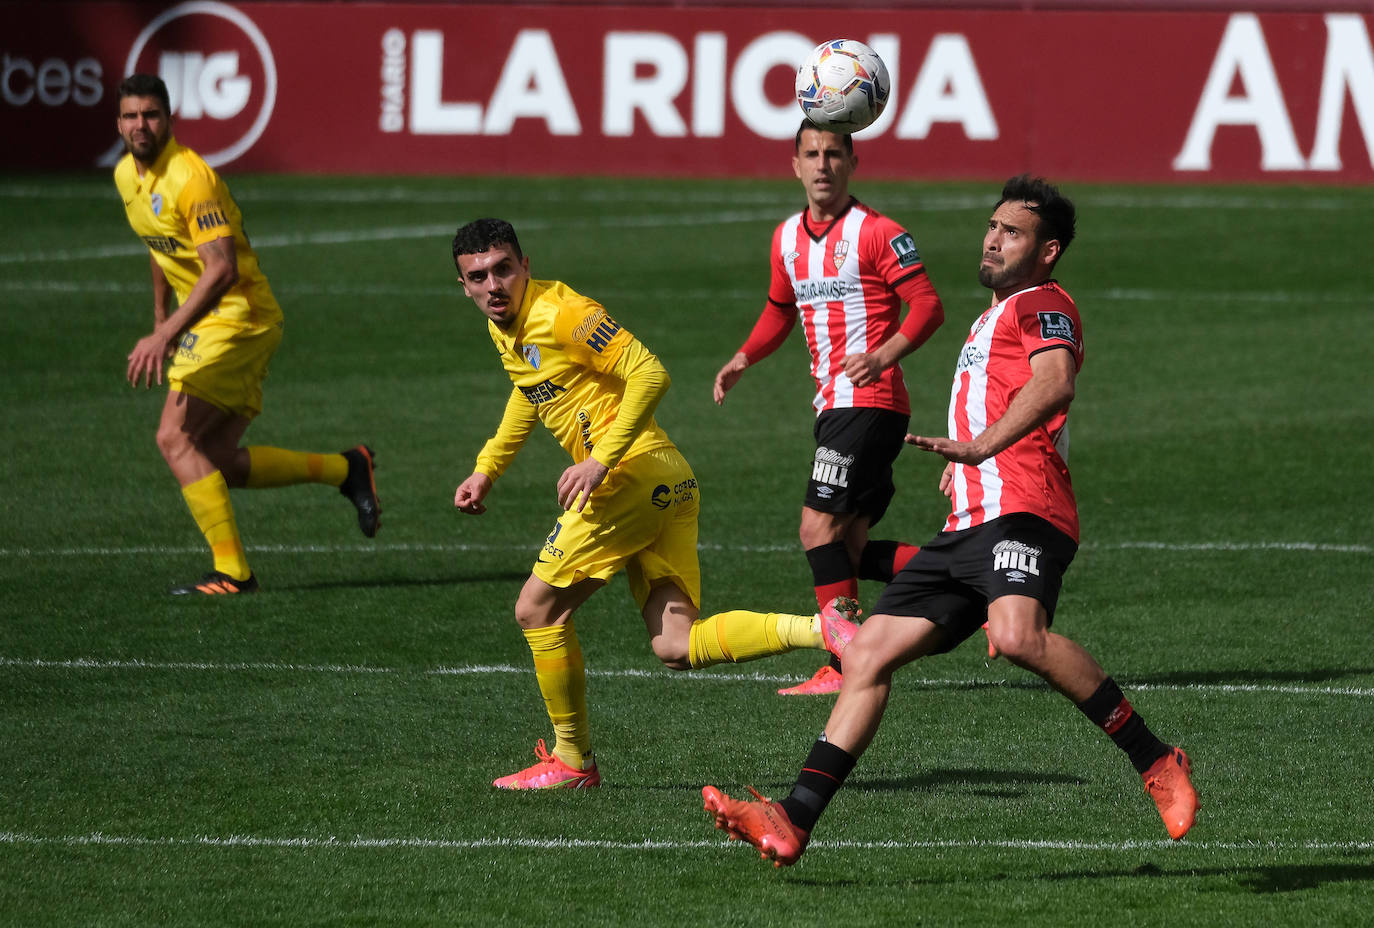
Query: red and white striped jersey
945 282 1085 541
768 200 932 415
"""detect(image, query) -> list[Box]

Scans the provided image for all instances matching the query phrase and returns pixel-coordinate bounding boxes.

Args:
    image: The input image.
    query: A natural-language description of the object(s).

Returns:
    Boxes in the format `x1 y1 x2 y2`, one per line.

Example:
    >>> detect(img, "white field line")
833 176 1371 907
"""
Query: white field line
0 209 780 266
0 539 1368 558
3 657 1372 698
0 829 1369 855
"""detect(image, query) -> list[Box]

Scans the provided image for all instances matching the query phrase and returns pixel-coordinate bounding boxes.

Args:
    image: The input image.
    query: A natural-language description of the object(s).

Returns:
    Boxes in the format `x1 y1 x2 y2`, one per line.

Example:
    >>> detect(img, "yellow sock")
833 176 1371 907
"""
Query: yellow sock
181 471 251 581
687 611 821 668
523 622 591 769
245 446 348 488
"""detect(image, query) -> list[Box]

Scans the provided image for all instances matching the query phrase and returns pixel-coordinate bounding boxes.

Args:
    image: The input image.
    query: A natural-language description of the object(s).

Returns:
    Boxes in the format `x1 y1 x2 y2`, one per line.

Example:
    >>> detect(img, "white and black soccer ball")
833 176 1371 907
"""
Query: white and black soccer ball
795 39 890 134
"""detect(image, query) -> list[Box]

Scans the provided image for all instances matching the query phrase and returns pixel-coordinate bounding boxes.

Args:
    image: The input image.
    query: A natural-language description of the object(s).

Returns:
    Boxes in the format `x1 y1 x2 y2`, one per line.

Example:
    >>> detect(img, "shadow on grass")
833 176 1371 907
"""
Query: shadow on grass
1125 668 1374 687
790 861 1374 894
270 570 531 592
856 767 1084 796
1045 859 1374 894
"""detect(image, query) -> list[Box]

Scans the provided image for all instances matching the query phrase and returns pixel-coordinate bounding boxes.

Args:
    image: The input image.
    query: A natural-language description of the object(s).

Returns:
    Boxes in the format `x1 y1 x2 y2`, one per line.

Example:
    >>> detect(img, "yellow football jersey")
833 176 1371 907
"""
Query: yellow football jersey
114 137 281 328
476 278 675 478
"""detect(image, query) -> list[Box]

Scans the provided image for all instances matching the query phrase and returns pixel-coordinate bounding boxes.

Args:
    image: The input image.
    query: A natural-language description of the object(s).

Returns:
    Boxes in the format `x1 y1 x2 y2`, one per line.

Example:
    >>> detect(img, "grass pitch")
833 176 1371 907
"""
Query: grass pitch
1 173 1372 926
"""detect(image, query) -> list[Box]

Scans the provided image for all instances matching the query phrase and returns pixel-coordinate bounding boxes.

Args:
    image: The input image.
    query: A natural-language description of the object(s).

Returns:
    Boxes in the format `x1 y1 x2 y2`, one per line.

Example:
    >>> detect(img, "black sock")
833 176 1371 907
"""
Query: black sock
858 540 899 581
1077 677 1170 774
778 738 857 832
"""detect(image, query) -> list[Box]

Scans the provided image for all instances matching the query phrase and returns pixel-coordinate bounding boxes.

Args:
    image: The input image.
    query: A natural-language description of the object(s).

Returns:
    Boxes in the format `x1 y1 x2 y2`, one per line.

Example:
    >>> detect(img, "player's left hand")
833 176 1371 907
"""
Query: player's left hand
558 458 609 512
842 351 883 387
906 433 988 466
126 331 171 387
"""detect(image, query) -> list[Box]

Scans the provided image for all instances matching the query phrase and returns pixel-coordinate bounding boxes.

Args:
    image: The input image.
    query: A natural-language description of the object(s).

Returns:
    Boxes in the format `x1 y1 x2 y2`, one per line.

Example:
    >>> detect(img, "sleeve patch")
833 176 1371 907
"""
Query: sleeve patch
888 232 922 268
573 307 622 353
1037 311 1077 345
190 199 230 233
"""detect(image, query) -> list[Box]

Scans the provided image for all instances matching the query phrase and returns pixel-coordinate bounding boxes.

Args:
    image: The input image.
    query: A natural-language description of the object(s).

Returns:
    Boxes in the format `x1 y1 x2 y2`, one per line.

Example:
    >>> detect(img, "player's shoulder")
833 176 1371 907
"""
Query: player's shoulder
1009 281 1078 316
112 153 138 192
849 199 905 233
163 140 221 187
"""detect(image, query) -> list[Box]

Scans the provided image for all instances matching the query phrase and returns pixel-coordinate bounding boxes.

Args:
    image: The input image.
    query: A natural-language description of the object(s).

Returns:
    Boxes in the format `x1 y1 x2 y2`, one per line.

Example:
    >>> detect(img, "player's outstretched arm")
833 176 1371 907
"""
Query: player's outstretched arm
712 351 750 405
454 472 493 515
907 347 1077 466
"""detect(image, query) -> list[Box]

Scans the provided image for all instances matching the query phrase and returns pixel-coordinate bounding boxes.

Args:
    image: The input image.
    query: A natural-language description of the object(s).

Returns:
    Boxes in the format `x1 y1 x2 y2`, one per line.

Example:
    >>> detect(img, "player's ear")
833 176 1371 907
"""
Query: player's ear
792 154 802 179
1039 237 1061 269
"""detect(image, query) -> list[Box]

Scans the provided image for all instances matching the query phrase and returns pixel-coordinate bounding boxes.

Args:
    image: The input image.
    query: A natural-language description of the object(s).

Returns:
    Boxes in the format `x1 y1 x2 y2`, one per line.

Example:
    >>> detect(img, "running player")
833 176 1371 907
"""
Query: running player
451 218 859 790
114 73 379 594
702 176 1199 865
713 120 945 695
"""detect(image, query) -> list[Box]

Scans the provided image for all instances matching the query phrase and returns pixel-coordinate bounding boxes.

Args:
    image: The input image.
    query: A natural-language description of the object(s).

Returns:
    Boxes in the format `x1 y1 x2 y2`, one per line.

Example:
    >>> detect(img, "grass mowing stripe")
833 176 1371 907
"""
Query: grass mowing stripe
1 830 1369 854
0 209 782 265
5 657 1370 697
1 540 1367 557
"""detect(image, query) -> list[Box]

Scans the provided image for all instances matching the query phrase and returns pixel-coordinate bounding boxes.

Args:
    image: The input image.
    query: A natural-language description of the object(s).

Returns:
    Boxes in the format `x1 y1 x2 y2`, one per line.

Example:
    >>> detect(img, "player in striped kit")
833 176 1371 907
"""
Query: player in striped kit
703 176 1199 865
713 121 945 695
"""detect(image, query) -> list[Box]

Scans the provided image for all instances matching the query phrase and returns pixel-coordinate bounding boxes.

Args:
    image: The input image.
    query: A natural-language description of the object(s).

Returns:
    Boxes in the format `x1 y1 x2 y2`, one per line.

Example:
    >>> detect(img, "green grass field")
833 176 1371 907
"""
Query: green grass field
2 172 1372 926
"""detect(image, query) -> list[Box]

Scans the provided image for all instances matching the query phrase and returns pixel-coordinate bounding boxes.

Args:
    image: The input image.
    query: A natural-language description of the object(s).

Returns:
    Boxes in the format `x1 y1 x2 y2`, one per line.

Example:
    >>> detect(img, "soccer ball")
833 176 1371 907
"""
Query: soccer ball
795 39 890 134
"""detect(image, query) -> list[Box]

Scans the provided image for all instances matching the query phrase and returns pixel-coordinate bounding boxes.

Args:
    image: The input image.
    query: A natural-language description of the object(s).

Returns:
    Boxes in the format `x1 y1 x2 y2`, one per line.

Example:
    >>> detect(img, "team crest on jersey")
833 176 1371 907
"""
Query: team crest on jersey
831 240 850 272
1037 311 1077 345
150 193 163 216
523 344 541 369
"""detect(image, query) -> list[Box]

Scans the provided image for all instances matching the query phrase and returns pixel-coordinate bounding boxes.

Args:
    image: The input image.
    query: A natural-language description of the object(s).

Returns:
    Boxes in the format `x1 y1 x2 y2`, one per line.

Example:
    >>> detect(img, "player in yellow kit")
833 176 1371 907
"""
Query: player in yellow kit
451 218 860 789
114 73 380 594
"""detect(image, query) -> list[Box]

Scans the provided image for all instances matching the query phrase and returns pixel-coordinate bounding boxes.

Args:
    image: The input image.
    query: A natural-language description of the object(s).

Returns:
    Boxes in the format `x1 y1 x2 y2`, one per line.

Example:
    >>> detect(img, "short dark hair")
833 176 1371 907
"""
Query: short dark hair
452 218 523 263
117 73 171 115
997 174 1075 254
794 119 854 156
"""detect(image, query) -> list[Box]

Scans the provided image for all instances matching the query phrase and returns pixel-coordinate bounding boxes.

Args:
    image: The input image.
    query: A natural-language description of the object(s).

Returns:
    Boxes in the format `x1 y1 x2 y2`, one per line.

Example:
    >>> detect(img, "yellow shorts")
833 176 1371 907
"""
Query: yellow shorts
533 446 701 610
167 318 283 419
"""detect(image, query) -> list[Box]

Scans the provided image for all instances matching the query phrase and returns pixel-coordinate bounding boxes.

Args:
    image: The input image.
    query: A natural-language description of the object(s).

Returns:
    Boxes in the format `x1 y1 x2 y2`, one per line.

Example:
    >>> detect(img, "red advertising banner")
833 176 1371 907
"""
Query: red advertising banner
5 1 1373 182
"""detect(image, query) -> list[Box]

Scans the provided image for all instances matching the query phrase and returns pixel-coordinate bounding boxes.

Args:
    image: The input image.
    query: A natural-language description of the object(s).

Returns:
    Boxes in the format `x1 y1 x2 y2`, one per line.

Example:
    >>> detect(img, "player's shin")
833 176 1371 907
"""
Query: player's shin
181 470 251 580
778 737 857 832
687 611 817 667
245 446 348 488
523 622 592 769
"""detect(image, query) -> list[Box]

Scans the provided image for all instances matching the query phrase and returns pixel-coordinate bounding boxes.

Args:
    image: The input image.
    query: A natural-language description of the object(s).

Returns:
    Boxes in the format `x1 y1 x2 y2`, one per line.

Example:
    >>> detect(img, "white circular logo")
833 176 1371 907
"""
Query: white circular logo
100 0 277 168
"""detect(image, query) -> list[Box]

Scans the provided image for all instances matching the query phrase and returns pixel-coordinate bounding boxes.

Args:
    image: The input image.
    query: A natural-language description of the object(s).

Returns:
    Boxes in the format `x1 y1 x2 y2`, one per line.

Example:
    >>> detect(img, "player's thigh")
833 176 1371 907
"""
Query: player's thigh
168 320 281 420
624 449 701 611
843 612 949 679
805 407 907 523
532 448 692 595
875 537 987 654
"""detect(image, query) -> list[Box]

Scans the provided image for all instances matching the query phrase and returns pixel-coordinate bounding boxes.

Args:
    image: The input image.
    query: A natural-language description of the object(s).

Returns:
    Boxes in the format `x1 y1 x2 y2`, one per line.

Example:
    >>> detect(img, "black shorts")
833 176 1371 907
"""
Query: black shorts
804 407 908 526
873 512 1078 654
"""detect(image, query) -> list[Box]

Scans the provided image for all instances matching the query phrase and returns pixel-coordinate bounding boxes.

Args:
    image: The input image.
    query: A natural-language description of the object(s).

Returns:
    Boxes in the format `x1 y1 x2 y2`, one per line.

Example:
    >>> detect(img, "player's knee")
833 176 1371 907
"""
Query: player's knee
648 631 691 670
988 624 1046 667
155 422 189 464
836 631 885 685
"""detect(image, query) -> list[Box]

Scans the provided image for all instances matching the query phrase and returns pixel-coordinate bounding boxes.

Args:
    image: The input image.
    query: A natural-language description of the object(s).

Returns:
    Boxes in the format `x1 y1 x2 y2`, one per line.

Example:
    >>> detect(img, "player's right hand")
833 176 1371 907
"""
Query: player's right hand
126 331 171 387
454 473 492 514
712 352 749 405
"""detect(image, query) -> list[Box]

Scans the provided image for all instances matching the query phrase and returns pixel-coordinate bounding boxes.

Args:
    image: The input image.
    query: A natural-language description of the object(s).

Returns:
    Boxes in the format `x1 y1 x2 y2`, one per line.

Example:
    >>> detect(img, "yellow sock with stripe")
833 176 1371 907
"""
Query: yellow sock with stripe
181 470 251 581
523 622 592 769
687 610 821 668
244 446 348 489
